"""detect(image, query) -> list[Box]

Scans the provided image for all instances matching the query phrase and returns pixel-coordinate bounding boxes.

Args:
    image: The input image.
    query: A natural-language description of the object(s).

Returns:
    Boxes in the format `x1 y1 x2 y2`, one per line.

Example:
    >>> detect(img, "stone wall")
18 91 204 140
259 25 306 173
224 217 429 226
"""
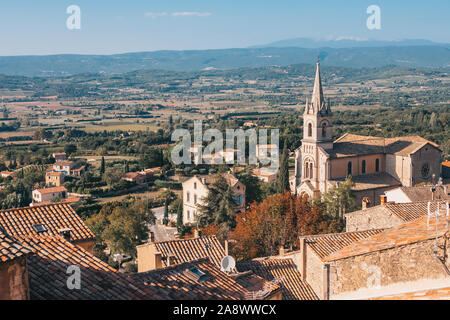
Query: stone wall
345 206 403 232
0 257 29 300
328 237 450 299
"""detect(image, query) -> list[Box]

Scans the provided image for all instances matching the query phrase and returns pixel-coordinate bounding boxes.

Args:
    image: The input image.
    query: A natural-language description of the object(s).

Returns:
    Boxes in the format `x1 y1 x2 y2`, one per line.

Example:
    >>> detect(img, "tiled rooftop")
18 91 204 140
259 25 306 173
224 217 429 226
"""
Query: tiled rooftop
229 271 281 300
325 215 450 262
398 185 449 202
0 203 95 243
302 229 385 261
346 201 444 223
132 258 252 300
237 258 319 300
34 186 67 194
330 134 439 158
330 172 401 191
148 235 226 268
21 235 163 300
0 229 33 263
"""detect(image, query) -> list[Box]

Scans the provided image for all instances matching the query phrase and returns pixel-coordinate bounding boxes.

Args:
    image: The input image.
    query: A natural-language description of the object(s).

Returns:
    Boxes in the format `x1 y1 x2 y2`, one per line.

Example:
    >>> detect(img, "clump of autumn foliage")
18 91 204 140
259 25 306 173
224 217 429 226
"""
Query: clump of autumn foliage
229 192 344 261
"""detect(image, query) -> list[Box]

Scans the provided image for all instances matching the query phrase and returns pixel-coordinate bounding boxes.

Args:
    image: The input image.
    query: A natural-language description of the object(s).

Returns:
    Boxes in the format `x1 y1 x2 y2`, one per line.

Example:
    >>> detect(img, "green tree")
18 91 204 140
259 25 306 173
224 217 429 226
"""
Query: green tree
198 175 237 240
64 144 77 156
163 198 169 226
100 156 105 175
276 142 290 194
322 176 355 218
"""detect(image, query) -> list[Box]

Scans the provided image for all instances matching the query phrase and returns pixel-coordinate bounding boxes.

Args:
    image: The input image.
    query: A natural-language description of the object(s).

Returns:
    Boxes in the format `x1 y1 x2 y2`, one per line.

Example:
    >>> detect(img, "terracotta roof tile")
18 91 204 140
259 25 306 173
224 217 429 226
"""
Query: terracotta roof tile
0 229 34 263
237 258 318 300
302 229 385 261
20 235 164 300
346 201 445 223
0 204 95 243
132 258 252 300
325 215 450 262
144 236 226 268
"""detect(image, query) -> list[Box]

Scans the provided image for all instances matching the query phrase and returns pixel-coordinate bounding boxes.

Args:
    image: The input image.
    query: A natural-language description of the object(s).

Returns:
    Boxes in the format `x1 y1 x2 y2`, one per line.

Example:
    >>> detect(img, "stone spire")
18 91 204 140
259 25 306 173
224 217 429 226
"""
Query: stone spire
311 60 324 109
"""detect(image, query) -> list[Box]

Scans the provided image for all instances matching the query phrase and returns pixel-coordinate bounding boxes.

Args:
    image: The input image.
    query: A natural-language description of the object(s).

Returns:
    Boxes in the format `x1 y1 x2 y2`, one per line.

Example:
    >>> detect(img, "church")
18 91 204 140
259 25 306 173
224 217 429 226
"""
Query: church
291 62 443 205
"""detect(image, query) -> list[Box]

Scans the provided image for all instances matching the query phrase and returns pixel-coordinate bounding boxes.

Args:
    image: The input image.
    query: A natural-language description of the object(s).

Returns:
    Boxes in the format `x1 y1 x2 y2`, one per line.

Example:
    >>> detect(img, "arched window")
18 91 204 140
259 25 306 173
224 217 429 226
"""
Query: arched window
308 123 312 137
375 158 380 172
347 161 352 176
309 163 313 179
194 194 197 204
362 160 366 174
304 162 309 178
186 191 190 202
321 123 327 137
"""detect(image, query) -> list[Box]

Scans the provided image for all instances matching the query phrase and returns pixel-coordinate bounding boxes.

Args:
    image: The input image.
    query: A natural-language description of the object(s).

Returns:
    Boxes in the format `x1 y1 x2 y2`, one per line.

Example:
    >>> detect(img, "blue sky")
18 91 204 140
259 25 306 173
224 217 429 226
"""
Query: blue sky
1 0 449 55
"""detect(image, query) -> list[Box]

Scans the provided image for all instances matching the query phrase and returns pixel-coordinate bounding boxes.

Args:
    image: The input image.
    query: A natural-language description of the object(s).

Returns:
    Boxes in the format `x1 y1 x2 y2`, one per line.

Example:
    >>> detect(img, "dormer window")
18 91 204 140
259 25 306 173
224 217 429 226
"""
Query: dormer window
32 223 47 234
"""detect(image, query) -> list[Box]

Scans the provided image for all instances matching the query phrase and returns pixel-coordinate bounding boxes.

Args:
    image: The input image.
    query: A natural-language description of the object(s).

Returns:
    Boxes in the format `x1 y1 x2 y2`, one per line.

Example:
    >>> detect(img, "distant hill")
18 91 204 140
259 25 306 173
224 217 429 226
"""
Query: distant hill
250 37 449 49
0 46 449 77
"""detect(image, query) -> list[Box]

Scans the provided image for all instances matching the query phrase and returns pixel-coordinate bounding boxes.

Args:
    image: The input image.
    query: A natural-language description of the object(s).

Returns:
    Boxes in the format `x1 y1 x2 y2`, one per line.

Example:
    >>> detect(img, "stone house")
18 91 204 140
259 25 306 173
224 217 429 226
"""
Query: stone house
344 199 446 232
182 173 246 225
45 171 65 187
295 215 450 299
32 186 67 203
384 184 449 203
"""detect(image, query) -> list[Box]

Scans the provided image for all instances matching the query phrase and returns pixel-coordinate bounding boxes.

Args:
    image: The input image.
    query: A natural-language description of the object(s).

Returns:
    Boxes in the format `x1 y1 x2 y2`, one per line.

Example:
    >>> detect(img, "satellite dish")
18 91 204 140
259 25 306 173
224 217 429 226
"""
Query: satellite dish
221 255 236 272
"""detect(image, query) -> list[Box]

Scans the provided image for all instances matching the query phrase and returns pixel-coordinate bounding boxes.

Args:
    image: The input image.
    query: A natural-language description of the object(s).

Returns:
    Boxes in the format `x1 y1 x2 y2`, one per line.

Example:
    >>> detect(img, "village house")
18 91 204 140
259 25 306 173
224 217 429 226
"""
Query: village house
344 198 448 232
0 171 15 179
384 183 449 203
51 152 67 161
0 203 96 253
32 186 67 203
45 171 64 187
292 62 443 205
182 173 246 224
252 167 278 183
293 209 450 300
52 160 85 176
123 171 146 184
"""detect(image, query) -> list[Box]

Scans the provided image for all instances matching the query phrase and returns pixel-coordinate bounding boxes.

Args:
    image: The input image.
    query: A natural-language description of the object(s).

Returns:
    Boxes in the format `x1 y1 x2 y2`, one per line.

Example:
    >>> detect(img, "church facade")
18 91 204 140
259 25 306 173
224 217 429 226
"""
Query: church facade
291 62 443 205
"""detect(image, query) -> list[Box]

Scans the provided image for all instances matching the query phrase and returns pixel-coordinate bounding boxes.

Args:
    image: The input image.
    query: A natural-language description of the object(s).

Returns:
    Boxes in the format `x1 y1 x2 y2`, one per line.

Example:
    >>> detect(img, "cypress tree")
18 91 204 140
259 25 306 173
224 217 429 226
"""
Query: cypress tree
276 142 290 194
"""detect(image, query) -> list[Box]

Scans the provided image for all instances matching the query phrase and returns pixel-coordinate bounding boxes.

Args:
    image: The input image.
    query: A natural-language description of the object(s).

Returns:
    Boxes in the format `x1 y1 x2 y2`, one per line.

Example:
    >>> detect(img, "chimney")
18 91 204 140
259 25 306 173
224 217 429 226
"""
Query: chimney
149 231 155 242
380 195 387 205
299 238 307 281
224 240 229 256
58 228 71 241
194 229 202 239
154 252 163 269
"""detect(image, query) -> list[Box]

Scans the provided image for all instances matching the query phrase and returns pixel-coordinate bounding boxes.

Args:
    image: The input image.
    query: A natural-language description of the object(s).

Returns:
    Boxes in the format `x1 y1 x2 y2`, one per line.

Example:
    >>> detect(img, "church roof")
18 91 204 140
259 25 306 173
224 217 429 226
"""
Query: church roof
328 133 440 158
330 172 401 191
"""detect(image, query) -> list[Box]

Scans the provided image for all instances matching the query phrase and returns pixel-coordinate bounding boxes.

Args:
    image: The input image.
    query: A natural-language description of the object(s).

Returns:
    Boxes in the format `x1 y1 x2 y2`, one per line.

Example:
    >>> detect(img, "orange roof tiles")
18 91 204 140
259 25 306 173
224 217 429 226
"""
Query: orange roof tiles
20 235 163 300
330 133 440 158
346 201 444 223
302 229 385 261
325 215 450 262
237 258 318 300
0 203 95 243
149 236 226 268
34 186 67 194
132 258 253 300
0 229 33 263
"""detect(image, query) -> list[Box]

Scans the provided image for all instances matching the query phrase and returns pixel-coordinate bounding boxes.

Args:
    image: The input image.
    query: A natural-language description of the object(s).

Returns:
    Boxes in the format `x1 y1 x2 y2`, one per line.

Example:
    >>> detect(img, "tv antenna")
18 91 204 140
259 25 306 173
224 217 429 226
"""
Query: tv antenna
220 255 236 273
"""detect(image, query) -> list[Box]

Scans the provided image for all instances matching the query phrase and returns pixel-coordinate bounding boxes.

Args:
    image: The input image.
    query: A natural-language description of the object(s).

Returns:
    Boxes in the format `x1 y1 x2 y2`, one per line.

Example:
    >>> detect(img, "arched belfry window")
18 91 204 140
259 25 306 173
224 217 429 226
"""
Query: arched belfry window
307 123 312 137
362 160 366 174
347 161 352 176
321 123 327 137
309 163 313 179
